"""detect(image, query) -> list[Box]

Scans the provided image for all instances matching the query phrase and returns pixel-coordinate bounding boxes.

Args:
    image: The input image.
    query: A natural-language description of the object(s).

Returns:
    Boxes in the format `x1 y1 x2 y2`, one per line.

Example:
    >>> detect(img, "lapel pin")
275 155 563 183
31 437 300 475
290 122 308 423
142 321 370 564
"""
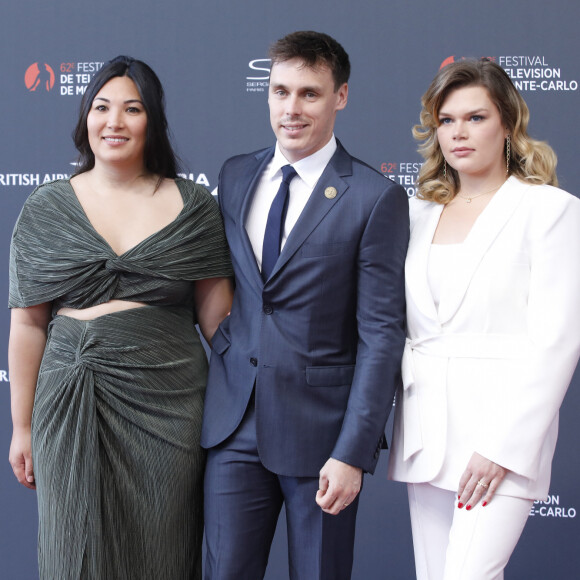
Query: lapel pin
324 186 337 199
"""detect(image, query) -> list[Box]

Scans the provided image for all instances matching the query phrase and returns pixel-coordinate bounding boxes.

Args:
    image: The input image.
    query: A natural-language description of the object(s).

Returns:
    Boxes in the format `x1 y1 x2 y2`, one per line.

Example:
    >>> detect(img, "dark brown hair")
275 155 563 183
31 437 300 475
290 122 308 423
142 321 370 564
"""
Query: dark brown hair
269 31 350 90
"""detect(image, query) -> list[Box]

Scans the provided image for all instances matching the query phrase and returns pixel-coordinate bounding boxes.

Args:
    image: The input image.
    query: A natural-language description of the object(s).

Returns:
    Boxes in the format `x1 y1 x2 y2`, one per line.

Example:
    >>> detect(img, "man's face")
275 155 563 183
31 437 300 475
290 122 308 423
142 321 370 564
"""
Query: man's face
268 58 348 163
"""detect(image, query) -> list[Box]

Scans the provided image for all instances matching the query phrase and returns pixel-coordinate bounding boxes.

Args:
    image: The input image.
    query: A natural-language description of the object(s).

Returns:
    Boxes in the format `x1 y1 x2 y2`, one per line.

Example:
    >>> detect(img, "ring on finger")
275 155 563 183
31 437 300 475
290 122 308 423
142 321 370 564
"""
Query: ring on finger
476 479 489 489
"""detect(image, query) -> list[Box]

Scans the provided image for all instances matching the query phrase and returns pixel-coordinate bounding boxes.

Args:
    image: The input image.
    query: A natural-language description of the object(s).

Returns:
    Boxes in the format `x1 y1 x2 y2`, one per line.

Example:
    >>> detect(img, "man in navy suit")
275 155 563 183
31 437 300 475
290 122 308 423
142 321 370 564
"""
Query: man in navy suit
201 31 409 579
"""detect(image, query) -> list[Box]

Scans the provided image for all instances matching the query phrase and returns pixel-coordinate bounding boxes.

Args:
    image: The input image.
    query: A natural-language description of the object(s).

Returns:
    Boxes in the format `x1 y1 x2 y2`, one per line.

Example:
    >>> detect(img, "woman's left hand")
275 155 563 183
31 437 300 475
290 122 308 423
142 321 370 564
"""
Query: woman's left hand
457 452 508 510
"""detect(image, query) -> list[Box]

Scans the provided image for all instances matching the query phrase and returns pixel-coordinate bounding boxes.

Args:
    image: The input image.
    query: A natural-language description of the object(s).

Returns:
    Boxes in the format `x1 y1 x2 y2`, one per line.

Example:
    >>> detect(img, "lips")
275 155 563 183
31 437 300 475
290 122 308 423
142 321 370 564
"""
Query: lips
451 147 474 157
281 123 307 133
103 136 129 143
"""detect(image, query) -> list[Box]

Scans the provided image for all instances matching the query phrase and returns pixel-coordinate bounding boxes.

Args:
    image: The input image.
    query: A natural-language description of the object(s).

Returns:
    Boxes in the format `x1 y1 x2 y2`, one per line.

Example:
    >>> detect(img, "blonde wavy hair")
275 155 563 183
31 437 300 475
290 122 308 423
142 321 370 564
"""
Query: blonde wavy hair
414 58 558 204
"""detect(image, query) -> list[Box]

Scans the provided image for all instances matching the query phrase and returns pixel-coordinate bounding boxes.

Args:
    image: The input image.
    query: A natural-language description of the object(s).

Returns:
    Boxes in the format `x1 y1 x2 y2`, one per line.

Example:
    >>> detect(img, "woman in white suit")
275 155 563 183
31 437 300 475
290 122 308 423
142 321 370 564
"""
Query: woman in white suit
388 58 580 579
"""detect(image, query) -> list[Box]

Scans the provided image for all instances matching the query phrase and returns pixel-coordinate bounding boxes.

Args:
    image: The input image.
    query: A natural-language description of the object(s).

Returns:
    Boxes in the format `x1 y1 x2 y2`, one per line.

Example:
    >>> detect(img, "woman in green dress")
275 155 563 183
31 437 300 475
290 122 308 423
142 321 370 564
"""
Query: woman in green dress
8 56 233 579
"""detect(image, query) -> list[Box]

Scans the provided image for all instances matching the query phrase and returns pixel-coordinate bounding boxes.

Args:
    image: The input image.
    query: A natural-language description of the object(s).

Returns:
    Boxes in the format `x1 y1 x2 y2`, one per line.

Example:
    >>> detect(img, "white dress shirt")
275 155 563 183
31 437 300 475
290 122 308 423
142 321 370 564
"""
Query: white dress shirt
245 136 337 271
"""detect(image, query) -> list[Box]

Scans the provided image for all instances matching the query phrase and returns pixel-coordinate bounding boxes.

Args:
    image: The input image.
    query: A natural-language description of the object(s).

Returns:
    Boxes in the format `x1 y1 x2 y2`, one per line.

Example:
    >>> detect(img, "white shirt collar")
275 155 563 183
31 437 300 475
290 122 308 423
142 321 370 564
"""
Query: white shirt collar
267 135 338 189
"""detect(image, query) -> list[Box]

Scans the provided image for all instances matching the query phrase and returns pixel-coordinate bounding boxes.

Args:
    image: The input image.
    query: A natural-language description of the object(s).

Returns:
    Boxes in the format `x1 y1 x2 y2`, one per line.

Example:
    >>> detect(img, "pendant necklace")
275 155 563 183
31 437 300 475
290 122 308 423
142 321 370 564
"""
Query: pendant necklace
457 181 505 203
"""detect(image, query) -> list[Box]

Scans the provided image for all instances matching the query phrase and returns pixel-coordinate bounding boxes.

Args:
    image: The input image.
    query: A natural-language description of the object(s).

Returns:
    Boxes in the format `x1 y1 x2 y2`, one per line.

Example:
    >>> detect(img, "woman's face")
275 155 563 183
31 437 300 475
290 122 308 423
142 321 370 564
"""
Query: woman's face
86 76 148 170
436 85 508 183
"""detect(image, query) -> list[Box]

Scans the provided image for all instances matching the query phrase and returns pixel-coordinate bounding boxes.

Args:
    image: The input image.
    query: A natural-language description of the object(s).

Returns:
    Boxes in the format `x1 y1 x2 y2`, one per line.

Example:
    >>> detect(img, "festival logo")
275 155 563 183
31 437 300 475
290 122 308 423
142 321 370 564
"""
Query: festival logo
24 61 104 96
439 55 458 69
25 63 55 92
439 55 496 69
440 55 577 92
530 494 576 519
379 161 423 197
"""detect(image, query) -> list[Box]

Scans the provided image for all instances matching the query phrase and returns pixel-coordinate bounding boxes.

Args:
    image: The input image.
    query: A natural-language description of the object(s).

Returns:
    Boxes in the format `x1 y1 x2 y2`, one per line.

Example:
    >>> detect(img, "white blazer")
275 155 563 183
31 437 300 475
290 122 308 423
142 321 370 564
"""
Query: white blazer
388 177 580 499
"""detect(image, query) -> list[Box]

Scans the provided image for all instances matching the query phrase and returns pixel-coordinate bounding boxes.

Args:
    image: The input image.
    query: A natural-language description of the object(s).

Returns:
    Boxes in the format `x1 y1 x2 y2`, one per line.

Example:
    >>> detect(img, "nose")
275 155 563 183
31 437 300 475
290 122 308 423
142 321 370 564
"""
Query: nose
285 94 301 117
452 120 466 140
106 107 124 129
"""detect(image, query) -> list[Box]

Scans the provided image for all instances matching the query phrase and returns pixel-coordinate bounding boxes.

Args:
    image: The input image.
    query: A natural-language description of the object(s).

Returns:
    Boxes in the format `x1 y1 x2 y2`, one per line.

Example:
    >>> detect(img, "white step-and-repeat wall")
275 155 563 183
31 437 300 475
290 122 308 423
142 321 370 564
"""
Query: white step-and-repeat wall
1 1 578 578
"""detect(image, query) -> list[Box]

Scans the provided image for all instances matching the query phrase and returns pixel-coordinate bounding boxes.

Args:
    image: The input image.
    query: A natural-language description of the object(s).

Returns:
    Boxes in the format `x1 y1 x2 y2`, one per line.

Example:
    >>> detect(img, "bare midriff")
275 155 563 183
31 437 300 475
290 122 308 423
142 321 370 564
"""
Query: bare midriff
57 300 148 320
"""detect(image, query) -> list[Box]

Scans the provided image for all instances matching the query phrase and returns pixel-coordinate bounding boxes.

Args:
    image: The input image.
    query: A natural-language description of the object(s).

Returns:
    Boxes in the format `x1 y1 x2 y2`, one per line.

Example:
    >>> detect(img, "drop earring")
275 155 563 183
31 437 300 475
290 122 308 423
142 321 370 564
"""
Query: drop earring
506 135 511 175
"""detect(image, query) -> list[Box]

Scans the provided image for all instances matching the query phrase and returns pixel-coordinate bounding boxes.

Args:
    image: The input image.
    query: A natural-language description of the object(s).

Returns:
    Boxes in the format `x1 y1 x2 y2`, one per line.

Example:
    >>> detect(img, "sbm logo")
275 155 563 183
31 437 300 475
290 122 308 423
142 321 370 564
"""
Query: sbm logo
247 59 271 80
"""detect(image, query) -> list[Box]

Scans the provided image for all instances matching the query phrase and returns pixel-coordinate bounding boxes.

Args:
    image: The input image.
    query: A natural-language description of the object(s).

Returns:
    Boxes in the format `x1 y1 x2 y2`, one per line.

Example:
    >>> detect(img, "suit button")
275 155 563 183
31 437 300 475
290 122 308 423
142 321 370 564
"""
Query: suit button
250 357 258 367
263 305 273 315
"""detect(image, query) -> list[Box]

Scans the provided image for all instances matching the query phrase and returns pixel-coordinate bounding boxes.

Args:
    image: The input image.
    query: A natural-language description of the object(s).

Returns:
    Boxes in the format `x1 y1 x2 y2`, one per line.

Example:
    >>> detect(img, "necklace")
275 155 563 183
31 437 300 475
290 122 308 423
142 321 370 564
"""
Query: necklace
457 181 505 203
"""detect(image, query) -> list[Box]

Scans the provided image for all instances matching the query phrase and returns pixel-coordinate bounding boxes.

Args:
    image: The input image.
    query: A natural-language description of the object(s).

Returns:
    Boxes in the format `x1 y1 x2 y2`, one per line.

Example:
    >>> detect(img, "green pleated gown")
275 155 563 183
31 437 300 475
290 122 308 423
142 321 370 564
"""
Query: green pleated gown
9 178 232 579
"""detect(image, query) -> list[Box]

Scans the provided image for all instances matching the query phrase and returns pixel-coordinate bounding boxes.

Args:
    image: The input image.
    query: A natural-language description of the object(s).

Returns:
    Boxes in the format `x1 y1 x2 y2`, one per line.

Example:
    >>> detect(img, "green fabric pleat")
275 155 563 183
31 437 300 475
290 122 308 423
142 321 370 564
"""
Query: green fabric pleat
34 308 206 579
8 178 233 579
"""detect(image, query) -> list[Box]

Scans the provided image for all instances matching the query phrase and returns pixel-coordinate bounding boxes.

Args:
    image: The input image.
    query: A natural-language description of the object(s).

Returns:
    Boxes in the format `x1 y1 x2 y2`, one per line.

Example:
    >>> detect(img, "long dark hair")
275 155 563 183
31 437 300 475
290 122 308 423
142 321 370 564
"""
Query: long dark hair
72 55 178 178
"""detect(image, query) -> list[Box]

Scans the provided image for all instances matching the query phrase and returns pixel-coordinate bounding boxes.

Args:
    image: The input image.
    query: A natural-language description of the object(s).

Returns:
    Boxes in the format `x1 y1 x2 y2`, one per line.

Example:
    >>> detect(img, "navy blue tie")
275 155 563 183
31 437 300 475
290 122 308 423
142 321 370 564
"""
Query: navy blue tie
261 164 297 281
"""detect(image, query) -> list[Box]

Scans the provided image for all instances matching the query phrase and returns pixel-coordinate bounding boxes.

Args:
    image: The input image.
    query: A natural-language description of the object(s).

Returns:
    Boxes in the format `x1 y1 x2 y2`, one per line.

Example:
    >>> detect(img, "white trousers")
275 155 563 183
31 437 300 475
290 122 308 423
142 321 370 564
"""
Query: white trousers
408 483 533 580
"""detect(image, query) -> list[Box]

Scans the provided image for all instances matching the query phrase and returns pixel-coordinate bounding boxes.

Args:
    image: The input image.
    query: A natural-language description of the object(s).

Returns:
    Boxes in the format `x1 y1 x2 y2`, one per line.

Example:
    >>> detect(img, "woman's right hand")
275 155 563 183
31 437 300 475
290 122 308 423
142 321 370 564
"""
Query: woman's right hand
8 304 52 492
457 451 506 509
9 427 36 490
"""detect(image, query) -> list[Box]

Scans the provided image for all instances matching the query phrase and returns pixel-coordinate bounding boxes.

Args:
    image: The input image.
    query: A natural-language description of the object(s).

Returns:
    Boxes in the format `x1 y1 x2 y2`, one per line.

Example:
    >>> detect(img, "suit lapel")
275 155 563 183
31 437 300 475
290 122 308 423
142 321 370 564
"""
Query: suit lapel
438 177 527 323
235 148 274 287
268 144 352 280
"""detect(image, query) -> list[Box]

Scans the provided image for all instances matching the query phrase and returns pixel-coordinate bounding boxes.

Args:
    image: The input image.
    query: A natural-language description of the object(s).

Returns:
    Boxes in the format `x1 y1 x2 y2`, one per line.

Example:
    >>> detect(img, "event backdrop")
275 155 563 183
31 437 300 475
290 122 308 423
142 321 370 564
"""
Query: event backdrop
1 1 579 578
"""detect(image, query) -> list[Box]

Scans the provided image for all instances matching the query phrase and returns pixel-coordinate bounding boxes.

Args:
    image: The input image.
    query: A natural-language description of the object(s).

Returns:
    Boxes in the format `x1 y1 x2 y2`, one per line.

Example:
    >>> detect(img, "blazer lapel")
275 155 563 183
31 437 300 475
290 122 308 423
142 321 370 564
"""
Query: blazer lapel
235 148 274 287
438 177 527 323
405 200 442 322
268 144 352 280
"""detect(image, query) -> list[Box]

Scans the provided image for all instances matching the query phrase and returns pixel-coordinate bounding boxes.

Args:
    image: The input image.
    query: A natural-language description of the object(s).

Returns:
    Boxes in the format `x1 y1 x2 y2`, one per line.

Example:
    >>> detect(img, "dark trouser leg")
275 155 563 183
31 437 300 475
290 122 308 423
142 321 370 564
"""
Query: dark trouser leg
204 401 283 580
280 474 360 580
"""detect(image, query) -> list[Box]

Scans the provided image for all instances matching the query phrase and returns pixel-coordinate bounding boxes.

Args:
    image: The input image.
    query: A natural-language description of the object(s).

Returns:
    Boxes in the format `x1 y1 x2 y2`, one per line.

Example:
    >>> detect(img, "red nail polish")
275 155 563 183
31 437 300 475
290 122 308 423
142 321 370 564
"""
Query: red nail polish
457 502 464 509
466 505 472 511
482 501 487 507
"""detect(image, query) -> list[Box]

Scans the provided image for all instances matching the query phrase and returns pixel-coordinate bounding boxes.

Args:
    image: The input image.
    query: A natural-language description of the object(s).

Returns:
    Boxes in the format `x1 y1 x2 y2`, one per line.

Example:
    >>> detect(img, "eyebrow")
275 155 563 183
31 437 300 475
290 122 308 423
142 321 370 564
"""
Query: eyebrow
93 97 143 104
438 107 489 117
270 83 322 94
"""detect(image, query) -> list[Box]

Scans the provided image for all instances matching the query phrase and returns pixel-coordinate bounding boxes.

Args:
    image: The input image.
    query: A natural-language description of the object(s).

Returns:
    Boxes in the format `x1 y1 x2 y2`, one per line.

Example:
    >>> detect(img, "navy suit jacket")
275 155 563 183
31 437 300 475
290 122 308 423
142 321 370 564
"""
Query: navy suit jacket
201 141 409 477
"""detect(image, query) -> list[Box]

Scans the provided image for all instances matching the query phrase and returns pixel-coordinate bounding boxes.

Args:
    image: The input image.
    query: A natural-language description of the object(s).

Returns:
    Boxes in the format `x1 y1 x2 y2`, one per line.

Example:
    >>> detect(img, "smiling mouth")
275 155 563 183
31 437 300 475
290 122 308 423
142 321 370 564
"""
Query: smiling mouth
281 119 308 129
282 125 307 135
103 137 129 143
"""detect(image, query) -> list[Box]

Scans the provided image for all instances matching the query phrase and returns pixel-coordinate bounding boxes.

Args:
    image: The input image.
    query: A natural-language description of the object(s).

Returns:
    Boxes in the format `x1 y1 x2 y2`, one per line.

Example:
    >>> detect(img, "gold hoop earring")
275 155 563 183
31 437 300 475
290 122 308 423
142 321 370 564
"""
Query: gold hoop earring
506 135 511 175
